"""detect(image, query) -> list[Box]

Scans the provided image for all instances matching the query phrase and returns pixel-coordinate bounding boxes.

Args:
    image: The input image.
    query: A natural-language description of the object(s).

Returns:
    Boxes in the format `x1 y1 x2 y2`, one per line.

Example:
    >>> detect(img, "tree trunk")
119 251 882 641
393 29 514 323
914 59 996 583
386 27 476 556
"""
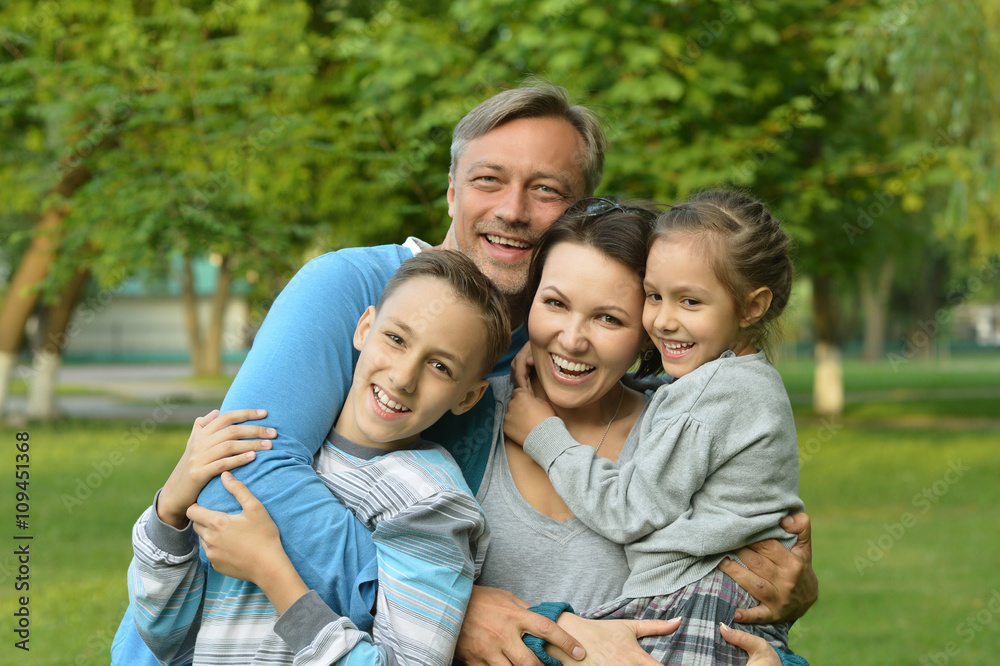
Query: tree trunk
812 274 844 416
181 256 207 375
26 268 91 420
0 165 90 416
181 255 231 376
860 258 895 361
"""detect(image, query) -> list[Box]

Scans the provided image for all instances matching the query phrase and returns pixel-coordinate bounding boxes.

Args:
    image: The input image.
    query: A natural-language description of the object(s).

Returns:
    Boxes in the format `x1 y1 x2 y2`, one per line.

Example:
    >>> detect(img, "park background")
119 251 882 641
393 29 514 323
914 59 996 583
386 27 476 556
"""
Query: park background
1 0 998 664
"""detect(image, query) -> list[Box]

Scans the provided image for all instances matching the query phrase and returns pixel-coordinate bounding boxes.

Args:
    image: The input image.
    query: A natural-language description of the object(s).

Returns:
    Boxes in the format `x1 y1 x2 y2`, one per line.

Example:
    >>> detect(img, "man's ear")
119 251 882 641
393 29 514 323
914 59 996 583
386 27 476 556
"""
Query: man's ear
446 173 456 219
451 379 489 416
353 306 377 351
741 287 773 328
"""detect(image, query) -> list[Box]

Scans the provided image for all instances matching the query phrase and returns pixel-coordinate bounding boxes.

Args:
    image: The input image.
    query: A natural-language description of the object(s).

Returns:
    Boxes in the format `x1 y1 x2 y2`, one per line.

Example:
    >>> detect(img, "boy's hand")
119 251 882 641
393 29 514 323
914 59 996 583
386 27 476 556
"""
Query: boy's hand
188 473 308 614
504 387 556 446
157 409 274 529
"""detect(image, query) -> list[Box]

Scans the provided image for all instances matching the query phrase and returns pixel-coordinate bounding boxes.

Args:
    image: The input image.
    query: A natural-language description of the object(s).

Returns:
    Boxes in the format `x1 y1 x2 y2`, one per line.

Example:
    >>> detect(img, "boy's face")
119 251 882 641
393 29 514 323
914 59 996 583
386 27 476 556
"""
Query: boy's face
335 277 490 449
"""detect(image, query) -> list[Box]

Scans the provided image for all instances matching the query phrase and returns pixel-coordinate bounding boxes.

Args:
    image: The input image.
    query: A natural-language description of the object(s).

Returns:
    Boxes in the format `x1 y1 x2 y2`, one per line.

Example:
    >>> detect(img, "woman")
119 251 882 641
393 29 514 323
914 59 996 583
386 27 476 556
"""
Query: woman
456 198 788 665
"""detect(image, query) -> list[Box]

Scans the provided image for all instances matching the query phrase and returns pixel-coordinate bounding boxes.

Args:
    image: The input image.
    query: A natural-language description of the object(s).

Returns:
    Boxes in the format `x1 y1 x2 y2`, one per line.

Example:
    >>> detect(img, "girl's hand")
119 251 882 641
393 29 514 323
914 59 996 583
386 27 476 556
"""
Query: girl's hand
157 409 274 529
547 613 681 665
510 341 534 390
719 623 783 665
504 387 556 446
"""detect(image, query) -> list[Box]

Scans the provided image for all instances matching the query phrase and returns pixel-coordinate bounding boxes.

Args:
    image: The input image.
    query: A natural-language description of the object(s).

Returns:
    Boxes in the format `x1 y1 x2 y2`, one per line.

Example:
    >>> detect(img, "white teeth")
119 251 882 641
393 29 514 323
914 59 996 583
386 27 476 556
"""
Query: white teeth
373 386 410 413
486 234 530 249
664 341 694 350
550 354 595 374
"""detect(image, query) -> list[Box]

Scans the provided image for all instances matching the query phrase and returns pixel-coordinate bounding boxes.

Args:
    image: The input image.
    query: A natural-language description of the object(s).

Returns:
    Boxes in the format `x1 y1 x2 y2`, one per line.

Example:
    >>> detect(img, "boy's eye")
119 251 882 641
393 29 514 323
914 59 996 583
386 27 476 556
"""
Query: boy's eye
385 333 403 344
431 361 453 377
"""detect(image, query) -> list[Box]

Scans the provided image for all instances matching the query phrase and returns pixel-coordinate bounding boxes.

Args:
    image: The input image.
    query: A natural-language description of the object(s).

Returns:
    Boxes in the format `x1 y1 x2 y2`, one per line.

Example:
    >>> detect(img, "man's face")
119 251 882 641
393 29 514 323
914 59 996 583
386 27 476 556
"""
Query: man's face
445 116 587 297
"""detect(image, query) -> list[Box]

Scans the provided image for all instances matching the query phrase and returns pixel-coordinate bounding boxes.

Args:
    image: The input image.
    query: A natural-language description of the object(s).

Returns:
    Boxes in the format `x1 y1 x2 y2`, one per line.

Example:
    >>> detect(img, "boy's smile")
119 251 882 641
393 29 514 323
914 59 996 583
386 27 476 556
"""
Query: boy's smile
335 276 489 449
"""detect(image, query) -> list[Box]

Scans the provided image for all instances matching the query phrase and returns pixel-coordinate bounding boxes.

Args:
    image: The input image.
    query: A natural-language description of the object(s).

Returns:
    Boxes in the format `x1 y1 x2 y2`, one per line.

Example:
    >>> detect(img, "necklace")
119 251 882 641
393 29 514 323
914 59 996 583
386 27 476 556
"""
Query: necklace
594 382 625 455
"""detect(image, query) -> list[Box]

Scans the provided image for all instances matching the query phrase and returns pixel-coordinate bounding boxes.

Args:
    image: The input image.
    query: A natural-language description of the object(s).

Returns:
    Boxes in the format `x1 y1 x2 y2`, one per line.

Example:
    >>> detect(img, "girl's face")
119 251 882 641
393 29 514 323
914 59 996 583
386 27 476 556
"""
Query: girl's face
528 241 647 411
642 235 751 378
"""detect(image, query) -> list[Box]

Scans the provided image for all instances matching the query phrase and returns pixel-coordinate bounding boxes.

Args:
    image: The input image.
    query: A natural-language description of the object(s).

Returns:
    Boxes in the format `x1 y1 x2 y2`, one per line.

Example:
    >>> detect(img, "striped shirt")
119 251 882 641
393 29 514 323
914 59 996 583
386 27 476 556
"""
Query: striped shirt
129 432 489 665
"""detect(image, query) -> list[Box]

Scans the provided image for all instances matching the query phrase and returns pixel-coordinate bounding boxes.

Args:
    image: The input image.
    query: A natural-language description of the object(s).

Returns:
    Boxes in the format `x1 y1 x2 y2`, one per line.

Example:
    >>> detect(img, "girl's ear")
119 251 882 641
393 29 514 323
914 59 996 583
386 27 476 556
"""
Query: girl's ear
741 287 773 328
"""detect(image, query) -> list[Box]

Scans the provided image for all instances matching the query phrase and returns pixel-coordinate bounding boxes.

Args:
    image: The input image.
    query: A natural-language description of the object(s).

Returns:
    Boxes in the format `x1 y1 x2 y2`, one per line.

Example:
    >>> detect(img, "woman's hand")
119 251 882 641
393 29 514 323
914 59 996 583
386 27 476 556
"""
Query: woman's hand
546 613 681 666
456 586 586 666
510 341 534 390
504 388 557 446
719 623 783 665
157 409 274 528
187 473 309 614
718 512 817 624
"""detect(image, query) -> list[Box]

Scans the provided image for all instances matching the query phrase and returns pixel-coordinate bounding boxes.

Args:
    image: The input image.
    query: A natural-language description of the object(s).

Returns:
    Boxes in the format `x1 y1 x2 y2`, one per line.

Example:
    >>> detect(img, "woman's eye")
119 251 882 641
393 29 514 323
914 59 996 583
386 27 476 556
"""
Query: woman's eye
544 299 565 308
599 314 622 325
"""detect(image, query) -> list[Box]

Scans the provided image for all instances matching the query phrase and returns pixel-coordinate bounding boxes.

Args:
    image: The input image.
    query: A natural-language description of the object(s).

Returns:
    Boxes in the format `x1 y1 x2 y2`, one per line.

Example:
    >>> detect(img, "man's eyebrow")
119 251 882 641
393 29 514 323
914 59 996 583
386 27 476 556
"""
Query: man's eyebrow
466 161 574 190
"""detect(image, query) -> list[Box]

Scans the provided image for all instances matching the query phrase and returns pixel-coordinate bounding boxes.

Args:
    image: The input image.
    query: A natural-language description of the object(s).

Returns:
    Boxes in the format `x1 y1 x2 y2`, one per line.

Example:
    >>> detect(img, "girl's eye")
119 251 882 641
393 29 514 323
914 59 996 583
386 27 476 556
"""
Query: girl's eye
646 292 661 302
681 298 701 307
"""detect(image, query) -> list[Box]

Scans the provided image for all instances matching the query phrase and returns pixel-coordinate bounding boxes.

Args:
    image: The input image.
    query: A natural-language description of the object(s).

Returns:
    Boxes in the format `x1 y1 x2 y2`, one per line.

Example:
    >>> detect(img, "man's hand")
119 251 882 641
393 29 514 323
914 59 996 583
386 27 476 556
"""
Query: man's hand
719 512 817 624
545 613 680 666
456 586 586 666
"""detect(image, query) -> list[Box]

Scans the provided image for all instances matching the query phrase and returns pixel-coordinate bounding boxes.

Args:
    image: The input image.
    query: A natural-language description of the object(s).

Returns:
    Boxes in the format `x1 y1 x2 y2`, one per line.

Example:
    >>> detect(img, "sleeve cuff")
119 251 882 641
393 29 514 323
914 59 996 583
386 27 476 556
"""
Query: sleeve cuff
522 602 575 666
146 489 199 556
274 589 345 654
522 417 578 470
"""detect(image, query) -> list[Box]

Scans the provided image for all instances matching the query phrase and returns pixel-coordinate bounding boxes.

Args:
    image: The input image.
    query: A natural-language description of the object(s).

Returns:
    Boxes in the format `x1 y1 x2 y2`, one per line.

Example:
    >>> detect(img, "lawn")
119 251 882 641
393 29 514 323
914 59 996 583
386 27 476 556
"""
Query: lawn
1 355 997 665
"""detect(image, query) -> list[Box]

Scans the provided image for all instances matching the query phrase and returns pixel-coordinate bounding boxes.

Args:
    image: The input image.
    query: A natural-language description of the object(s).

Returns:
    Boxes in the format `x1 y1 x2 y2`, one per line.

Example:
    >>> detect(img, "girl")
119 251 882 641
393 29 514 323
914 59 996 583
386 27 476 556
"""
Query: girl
505 189 804 665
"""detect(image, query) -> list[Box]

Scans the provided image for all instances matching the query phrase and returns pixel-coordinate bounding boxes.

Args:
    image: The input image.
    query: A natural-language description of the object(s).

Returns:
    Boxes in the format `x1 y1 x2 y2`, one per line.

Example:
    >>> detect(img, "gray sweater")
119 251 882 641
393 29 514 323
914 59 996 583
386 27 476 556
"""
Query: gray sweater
524 350 804 599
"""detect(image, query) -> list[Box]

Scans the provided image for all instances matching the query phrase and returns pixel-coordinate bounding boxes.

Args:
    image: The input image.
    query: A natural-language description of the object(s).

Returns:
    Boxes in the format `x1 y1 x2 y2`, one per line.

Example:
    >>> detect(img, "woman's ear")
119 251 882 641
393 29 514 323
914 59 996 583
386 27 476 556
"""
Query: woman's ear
353 306 378 350
741 287 773 328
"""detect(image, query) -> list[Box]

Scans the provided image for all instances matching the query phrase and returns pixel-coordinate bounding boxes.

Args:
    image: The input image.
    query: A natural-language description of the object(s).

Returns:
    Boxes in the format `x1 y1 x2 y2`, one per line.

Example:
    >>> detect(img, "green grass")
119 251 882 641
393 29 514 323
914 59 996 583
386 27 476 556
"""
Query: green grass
2 355 998 664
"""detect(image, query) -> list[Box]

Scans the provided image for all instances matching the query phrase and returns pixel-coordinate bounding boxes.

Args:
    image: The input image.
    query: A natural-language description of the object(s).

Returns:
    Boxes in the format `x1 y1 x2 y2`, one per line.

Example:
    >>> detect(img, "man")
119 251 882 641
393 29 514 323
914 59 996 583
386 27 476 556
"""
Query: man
112 83 816 665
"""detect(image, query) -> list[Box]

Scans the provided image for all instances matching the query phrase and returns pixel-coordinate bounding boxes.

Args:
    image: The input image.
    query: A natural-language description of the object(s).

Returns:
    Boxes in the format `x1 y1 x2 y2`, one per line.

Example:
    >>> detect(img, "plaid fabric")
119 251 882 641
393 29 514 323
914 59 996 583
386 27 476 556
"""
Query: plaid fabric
580 569 789 665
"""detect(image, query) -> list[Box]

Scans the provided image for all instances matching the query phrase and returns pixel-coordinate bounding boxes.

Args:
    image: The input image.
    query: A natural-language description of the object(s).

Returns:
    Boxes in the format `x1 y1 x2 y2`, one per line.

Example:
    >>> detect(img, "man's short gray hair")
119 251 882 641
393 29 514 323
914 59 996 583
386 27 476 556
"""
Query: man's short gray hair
449 83 606 197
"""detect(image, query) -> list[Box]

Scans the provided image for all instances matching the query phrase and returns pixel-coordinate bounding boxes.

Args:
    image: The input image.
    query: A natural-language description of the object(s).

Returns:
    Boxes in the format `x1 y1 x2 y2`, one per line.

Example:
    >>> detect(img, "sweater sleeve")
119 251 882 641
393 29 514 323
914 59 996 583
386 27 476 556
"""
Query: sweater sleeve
194 247 408 630
522 411 710 544
128 502 204 666
274 490 488 666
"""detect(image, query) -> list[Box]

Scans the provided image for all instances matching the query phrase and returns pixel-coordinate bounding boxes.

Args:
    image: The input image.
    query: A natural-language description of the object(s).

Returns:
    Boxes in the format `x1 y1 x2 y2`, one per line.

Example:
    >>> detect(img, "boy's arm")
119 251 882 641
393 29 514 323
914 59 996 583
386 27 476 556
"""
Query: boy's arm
274 490 488 666
128 502 204 665
196 248 408 625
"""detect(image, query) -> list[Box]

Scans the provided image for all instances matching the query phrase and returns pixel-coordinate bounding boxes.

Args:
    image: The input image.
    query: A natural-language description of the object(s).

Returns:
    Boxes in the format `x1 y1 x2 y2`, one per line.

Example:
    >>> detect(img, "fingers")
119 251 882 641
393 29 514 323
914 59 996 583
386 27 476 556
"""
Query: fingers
193 409 221 430
718 557 778 624
782 512 813 560
529 616 585 662
719 624 781 665
630 616 682 639
219 471 260 510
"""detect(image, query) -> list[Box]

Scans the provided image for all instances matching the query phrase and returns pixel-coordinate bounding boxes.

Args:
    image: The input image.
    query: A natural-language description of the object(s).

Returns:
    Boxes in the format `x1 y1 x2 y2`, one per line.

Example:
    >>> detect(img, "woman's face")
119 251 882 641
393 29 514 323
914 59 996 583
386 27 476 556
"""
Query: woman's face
528 241 648 411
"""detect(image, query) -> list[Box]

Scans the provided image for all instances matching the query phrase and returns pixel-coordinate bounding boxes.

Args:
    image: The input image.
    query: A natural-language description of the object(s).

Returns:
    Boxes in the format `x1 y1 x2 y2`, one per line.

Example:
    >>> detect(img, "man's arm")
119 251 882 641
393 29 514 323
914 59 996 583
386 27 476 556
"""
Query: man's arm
719 512 818 624
196 246 411 627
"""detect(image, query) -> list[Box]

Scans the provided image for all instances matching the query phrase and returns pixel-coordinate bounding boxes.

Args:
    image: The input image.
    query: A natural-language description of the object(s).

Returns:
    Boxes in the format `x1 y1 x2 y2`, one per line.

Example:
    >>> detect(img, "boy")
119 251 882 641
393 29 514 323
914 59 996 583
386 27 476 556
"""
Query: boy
128 250 510 665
